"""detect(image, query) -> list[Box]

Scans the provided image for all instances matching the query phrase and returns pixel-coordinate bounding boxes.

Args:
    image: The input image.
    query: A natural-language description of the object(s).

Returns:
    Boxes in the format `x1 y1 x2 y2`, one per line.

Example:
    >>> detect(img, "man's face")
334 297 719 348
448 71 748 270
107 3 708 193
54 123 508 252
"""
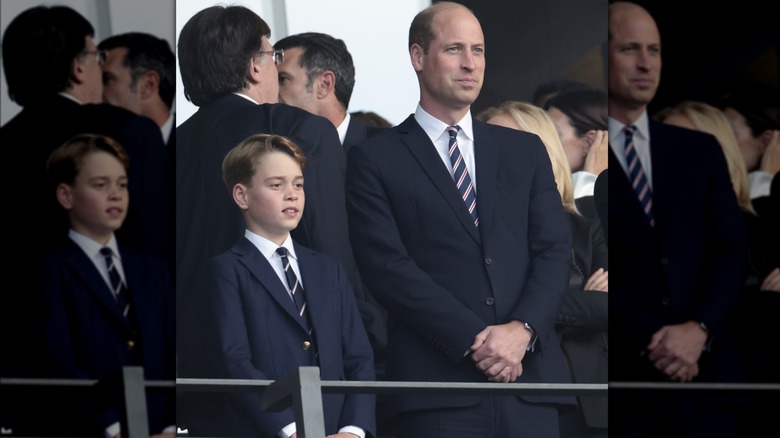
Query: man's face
607 6 661 111
257 36 280 104
277 47 319 115
101 47 142 113
414 8 485 116
78 36 105 104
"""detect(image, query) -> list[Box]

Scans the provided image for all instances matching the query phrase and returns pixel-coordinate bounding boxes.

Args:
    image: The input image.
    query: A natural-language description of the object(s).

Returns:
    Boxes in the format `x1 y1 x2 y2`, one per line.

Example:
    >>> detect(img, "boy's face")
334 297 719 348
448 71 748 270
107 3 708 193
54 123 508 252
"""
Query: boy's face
234 151 304 245
57 151 128 244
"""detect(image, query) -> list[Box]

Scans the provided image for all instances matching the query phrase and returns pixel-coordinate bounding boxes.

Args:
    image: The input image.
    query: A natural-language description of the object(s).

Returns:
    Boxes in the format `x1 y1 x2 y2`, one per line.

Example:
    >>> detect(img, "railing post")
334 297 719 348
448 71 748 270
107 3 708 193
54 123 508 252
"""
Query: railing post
122 366 150 438
261 367 326 438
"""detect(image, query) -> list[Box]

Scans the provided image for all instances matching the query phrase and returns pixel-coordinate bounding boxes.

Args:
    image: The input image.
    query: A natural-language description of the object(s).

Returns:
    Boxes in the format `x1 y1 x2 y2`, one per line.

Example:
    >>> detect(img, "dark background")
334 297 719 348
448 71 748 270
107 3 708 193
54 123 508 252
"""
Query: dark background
455 0 779 115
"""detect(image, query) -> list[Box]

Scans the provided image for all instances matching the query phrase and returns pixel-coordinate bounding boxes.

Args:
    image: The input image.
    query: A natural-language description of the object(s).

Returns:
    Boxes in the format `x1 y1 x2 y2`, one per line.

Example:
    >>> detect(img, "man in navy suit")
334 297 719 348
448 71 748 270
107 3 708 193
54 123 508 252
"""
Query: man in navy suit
607 3 748 437
175 5 365 431
41 134 175 437
194 134 374 437
346 3 573 437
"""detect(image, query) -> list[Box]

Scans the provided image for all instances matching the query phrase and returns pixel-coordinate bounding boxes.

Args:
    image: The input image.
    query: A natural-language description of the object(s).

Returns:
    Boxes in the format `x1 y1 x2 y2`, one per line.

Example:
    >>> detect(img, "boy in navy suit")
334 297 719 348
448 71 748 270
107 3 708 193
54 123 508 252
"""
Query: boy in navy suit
42 134 175 437
185 134 375 437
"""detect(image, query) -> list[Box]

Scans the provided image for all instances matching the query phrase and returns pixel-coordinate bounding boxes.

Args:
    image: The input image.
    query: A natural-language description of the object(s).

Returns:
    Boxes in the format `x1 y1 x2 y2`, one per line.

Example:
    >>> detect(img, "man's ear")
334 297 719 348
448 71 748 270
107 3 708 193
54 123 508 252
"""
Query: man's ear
139 70 160 100
233 183 249 210
248 55 263 85
56 183 74 210
316 71 335 99
410 43 425 73
70 56 87 86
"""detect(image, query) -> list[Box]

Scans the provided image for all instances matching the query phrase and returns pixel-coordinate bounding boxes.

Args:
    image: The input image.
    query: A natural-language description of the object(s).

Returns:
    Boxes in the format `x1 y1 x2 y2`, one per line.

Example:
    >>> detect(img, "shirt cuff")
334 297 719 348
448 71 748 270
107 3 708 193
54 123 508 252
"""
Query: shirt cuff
105 422 120 438
572 171 597 198
279 422 296 438
748 171 773 199
339 425 366 438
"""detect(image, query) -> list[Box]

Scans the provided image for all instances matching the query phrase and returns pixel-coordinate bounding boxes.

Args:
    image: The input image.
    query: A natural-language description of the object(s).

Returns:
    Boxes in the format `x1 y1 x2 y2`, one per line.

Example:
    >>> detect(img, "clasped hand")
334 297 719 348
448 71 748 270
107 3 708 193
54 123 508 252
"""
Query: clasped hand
470 321 530 383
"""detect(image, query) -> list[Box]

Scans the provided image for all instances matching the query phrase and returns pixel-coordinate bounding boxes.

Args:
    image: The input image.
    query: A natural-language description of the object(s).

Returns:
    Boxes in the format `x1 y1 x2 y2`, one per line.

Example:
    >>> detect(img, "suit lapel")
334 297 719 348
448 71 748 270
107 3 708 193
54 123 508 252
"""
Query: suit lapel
609 146 654 234
233 238 310 332
62 241 133 332
472 119 497 239
398 116 480 244
292 243 329 333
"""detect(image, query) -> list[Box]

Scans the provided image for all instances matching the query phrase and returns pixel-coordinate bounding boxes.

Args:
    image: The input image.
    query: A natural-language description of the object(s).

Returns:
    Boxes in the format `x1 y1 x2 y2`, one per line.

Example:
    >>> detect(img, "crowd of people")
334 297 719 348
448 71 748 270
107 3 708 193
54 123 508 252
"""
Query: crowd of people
0 1 777 438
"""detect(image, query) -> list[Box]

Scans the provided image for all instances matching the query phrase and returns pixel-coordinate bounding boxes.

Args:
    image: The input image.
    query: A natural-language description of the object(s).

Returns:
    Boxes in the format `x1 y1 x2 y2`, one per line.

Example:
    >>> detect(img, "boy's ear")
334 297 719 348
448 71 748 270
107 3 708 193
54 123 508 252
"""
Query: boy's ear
232 183 249 210
56 183 74 210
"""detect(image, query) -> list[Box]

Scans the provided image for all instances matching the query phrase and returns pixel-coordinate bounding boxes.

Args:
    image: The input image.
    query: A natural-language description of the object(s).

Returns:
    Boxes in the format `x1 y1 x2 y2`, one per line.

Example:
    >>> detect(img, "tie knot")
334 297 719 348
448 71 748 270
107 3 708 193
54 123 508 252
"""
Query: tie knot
276 247 289 258
100 247 113 258
446 125 461 139
624 124 637 139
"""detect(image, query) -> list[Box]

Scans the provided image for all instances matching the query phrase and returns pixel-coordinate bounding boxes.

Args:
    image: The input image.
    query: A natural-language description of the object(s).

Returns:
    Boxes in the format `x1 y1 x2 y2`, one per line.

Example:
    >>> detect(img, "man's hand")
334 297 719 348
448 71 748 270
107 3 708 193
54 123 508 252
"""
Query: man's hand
583 130 609 175
647 321 707 382
759 130 780 175
583 268 608 292
470 321 529 383
760 267 780 292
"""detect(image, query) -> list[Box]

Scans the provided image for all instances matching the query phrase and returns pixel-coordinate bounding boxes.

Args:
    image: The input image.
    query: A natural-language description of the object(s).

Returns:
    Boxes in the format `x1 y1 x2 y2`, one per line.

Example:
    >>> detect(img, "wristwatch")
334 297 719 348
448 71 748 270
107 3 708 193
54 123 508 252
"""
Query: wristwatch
522 322 538 352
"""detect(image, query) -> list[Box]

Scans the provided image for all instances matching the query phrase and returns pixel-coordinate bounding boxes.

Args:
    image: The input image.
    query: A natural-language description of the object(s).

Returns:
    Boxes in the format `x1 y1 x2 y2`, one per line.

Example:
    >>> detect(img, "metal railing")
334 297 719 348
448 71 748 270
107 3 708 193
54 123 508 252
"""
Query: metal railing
8 367 777 438
176 367 608 438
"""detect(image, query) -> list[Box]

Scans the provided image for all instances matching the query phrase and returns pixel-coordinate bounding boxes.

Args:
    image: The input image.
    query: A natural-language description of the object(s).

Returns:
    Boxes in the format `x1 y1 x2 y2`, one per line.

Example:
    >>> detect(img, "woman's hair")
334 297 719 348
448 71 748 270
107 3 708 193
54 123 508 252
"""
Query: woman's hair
657 101 753 213
478 101 578 213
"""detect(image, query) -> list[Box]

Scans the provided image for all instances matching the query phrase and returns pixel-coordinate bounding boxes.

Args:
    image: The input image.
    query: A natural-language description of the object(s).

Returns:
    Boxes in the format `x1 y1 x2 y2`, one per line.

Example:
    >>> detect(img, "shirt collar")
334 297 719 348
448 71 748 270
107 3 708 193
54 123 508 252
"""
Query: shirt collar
233 92 259 105
68 229 119 260
161 111 174 143
58 92 83 105
414 103 474 144
336 112 351 145
608 111 650 144
244 229 297 261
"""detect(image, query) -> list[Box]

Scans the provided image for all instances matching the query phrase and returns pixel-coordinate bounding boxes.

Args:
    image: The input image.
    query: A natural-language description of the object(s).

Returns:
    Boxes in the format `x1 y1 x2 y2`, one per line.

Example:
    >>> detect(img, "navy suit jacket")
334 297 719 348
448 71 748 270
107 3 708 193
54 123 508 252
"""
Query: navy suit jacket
176 94 364 377
609 120 747 382
343 116 386 155
191 237 375 437
40 238 175 435
346 115 574 417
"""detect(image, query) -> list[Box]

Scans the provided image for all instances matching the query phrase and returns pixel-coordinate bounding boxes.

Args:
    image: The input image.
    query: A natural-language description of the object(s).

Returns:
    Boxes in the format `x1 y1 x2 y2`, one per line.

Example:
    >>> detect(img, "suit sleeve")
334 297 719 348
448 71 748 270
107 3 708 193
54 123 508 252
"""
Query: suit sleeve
203 256 295 436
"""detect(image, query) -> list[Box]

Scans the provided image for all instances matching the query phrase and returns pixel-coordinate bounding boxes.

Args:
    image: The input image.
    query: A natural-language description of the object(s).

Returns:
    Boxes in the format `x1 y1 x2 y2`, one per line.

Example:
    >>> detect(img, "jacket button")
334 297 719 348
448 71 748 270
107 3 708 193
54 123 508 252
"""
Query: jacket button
485 257 492 265
485 297 495 306
303 341 311 350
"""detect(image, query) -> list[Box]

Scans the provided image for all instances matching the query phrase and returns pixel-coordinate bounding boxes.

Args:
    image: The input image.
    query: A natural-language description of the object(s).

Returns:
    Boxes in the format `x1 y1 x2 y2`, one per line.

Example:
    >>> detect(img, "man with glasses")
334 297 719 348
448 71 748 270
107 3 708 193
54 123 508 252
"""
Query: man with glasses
0 4 171 436
176 6 363 436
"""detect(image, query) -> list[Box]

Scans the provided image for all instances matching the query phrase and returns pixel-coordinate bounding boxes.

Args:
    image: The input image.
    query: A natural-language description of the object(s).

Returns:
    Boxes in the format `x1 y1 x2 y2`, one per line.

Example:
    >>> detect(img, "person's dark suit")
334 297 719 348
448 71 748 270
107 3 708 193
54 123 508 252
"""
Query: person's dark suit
175 93 362 424
609 120 748 436
190 237 375 437
39 238 175 436
343 115 386 155
557 212 608 436
345 116 575 431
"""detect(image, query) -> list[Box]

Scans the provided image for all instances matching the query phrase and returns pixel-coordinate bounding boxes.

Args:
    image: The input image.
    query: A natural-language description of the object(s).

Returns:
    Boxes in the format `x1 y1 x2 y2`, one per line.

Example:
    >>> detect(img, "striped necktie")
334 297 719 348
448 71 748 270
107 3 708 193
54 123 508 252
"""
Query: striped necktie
100 247 130 318
446 125 479 226
276 247 311 328
624 125 654 227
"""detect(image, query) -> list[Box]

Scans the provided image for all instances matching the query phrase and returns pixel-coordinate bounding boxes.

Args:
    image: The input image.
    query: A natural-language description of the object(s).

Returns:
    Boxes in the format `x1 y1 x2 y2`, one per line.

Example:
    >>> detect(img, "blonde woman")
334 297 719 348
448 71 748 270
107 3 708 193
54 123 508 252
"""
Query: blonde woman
478 101 608 438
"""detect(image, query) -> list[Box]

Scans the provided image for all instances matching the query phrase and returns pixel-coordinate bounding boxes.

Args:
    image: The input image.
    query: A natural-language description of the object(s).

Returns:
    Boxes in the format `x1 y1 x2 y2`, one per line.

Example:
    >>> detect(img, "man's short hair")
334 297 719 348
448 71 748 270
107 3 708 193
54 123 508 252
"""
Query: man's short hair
99 32 176 109
408 1 473 54
274 32 356 110
2 6 94 106
178 6 271 106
